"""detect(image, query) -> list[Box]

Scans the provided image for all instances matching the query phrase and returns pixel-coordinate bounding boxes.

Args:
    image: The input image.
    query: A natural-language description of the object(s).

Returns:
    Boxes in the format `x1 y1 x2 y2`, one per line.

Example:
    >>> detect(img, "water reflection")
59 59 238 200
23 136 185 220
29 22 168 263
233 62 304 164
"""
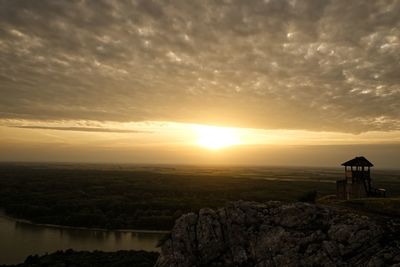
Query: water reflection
0 215 165 265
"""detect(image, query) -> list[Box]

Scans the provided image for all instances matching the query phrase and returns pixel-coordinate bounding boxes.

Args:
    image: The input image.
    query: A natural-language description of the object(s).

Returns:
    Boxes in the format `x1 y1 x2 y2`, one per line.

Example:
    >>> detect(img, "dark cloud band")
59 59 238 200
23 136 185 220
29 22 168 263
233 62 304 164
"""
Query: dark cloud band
11 125 147 133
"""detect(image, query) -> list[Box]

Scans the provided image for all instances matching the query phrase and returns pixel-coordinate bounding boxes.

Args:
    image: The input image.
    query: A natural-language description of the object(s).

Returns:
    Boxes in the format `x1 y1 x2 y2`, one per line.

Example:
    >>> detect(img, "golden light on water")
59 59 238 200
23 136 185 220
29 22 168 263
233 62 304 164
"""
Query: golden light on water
194 125 241 150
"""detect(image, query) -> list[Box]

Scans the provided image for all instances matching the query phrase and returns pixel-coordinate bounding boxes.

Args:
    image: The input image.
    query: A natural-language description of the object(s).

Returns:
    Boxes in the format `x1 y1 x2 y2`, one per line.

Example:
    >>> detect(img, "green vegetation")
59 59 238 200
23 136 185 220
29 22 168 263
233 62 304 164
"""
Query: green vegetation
0 250 158 267
0 163 399 230
298 190 318 203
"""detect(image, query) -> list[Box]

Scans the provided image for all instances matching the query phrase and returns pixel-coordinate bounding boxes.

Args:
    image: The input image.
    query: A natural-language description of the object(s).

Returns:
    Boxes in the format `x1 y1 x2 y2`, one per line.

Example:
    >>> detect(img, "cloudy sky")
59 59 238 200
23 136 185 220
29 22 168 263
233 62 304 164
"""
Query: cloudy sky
0 0 399 167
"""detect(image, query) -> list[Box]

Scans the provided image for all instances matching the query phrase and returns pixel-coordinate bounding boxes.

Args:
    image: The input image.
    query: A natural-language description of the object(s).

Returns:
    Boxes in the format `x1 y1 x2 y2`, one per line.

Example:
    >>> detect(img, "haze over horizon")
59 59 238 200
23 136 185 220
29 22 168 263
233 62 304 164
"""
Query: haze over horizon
0 0 399 168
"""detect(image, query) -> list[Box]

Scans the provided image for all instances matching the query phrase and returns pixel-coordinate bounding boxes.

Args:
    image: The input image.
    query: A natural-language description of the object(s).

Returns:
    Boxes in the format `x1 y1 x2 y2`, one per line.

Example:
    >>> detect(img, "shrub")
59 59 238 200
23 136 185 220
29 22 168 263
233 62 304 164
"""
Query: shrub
298 190 318 203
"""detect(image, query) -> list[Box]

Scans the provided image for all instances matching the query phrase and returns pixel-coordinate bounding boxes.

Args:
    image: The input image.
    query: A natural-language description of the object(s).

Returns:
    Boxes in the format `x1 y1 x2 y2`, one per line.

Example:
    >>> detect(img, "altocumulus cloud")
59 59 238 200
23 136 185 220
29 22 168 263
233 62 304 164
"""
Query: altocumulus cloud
0 0 399 133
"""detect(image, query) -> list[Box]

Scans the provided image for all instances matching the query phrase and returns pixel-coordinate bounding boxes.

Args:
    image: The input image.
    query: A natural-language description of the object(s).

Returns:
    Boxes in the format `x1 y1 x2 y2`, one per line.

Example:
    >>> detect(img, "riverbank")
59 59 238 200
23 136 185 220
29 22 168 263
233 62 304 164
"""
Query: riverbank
0 250 159 267
0 210 169 234
0 213 165 265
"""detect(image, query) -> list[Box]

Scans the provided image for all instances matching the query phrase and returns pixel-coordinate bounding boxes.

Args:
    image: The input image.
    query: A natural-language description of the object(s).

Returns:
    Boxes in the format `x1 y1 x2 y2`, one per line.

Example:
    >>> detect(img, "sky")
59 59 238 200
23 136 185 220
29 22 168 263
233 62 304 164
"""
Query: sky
0 0 399 168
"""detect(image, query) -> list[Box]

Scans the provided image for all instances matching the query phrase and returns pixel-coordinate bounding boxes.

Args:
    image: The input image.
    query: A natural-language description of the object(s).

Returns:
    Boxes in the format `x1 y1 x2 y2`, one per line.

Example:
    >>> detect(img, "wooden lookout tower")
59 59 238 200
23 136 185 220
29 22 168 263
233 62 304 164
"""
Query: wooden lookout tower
336 156 385 200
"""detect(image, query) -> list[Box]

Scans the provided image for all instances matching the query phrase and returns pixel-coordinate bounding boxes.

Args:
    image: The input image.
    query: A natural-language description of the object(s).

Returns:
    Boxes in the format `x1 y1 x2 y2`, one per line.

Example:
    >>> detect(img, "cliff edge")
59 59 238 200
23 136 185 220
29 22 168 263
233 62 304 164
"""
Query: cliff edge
156 201 400 267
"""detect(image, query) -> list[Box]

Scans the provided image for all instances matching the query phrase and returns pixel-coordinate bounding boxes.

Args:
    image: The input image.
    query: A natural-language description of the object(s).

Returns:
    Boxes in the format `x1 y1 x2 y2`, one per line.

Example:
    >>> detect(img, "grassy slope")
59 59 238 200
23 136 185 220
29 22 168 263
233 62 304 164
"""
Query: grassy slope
340 198 400 217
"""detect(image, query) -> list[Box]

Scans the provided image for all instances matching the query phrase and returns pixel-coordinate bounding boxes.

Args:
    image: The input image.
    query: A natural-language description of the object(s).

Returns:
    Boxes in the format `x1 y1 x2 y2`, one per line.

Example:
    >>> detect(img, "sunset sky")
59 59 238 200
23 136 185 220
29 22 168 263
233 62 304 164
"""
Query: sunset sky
0 0 399 168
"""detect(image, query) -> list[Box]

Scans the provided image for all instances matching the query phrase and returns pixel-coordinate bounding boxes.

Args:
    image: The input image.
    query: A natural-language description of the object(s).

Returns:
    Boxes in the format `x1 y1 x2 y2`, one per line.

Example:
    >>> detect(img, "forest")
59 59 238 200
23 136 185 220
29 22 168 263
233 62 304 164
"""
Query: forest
0 163 399 230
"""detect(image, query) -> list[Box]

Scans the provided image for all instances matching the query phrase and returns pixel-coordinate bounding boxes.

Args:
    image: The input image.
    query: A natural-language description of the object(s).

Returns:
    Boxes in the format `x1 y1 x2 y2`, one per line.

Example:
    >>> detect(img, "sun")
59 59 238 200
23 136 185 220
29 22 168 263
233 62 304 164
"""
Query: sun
194 125 241 150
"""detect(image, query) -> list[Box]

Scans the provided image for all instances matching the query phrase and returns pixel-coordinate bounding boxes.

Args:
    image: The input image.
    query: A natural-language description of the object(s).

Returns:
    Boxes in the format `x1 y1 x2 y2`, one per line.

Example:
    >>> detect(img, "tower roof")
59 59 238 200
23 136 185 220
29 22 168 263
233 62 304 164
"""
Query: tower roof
341 156 373 167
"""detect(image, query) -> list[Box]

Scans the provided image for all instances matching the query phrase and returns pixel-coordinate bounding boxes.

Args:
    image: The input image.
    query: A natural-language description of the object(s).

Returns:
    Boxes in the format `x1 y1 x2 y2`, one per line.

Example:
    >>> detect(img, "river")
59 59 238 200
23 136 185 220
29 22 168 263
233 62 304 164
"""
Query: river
0 213 165 265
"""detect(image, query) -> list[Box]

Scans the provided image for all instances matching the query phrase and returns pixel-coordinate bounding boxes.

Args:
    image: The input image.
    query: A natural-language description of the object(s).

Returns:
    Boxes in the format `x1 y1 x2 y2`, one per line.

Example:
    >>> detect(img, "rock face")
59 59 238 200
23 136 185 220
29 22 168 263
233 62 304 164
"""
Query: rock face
155 201 400 267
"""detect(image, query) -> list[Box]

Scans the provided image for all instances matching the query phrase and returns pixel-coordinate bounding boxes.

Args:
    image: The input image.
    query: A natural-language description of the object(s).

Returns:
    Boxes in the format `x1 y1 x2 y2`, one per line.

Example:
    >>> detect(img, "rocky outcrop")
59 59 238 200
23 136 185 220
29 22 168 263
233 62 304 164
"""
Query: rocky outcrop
155 201 400 267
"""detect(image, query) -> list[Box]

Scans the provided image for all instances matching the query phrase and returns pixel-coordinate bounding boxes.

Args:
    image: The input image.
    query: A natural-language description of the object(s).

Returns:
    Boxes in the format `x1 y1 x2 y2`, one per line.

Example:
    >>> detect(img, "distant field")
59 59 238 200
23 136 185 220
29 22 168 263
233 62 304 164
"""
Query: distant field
0 163 399 230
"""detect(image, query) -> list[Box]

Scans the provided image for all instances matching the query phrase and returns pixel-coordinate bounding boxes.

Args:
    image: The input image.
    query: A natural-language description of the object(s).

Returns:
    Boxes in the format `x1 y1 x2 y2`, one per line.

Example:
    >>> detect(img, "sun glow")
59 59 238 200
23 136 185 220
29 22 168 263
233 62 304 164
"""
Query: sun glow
194 125 241 149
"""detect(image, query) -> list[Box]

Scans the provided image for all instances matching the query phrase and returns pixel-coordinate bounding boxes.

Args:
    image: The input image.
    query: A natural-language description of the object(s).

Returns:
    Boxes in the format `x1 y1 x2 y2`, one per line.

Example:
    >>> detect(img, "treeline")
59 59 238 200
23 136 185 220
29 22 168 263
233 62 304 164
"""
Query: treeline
0 250 158 267
0 164 333 230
